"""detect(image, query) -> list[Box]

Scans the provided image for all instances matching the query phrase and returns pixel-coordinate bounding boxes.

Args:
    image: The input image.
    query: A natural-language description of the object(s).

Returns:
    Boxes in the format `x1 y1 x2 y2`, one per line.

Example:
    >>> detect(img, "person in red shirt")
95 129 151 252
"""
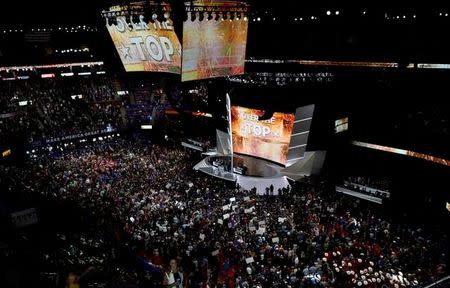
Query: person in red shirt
150 248 164 267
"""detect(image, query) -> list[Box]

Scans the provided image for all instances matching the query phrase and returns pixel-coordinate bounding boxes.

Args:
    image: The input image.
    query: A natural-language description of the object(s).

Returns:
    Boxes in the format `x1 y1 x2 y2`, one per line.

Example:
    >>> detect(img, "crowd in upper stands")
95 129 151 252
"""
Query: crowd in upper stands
345 177 391 192
0 76 123 145
1 138 447 288
342 177 391 199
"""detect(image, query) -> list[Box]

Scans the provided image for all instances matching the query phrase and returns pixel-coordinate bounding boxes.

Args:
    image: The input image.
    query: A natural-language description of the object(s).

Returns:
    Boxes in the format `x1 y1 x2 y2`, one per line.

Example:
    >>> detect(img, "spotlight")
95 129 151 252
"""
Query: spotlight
326 11 331 16
335 11 340 15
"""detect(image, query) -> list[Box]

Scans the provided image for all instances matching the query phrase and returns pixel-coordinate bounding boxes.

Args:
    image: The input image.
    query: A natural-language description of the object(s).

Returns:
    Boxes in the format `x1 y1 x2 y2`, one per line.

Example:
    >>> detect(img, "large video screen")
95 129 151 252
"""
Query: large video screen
182 3 248 81
106 16 182 73
231 106 295 164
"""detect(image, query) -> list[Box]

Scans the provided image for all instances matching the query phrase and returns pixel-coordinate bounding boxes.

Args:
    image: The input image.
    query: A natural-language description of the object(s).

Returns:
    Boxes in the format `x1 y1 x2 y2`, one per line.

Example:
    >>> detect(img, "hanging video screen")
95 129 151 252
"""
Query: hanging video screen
182 1 248 81
106 5 182 73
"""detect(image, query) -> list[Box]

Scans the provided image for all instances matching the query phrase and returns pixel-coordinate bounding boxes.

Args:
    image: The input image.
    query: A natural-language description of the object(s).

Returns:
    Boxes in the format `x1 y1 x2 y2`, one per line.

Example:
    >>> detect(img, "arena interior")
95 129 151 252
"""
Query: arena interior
0 1 449 287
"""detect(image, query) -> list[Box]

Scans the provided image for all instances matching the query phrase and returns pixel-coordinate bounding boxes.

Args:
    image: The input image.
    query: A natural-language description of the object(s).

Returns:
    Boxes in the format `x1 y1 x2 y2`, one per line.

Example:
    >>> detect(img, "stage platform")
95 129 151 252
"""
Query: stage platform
193 154 290 195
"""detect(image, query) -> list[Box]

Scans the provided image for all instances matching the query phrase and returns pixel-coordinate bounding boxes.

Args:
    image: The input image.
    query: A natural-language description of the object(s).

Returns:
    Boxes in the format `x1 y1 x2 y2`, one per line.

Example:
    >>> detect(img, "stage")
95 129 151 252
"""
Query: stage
193 154 290 195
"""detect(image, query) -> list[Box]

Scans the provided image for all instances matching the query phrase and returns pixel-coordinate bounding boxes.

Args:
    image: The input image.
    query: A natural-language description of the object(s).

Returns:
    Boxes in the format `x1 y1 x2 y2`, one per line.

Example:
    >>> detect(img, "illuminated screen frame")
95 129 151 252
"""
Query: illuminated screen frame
181 2 249 81
105 5 182 74
231 106 295 165
352 141 450 167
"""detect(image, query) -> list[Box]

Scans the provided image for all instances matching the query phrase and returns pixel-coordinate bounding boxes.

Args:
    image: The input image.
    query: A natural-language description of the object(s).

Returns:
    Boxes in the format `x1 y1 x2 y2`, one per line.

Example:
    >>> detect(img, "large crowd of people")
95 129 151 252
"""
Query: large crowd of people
1 138 447 287
345 177 391 193
0 75 218 151
341 177 391 200
0 76 123 145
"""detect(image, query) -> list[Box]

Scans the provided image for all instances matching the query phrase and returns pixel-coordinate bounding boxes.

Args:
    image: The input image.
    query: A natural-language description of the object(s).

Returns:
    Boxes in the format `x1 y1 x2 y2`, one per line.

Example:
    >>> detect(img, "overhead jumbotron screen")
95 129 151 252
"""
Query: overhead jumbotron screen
106 8 182 73
181 1 249 81
231 106 295 164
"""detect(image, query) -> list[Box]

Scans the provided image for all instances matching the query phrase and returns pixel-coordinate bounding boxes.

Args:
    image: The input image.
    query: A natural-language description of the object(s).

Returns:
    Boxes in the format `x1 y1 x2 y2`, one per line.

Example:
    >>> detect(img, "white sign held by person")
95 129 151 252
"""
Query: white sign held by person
245 257 255 264
278 217 287 223
256 228 266 235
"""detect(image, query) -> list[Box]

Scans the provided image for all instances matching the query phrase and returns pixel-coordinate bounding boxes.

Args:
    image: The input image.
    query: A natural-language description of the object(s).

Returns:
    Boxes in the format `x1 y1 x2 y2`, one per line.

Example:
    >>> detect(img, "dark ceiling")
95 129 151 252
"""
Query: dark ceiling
1 0 449 24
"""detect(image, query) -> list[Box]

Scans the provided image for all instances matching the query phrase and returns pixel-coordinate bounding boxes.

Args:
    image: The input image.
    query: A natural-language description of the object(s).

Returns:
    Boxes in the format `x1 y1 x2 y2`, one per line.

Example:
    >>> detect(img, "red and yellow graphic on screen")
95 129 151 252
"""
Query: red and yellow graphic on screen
106 16 182 73
182 1 248 81
231 106 295 164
